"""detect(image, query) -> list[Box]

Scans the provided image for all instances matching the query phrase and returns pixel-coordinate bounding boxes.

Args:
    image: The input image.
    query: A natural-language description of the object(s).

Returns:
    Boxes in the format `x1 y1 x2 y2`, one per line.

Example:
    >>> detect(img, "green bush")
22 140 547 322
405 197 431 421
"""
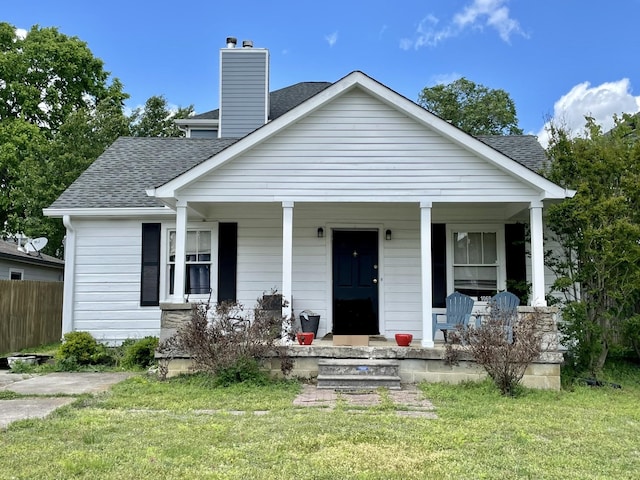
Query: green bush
56 331 110 366
121 336 159 369
214 357 270 387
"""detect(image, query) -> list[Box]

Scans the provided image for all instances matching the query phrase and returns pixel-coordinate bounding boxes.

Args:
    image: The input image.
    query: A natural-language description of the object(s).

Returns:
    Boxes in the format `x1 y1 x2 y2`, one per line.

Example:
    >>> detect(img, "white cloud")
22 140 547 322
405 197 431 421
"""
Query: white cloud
537 79 640 148
325 31 338 47
430 72 463 86
15 28 27 40
401 0 526 50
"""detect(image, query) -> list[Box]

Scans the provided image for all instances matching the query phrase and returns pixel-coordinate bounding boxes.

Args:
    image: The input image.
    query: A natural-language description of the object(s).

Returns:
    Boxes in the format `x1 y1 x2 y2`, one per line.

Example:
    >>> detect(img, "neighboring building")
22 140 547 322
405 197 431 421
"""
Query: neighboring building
0 239 64 282
44 38 573 345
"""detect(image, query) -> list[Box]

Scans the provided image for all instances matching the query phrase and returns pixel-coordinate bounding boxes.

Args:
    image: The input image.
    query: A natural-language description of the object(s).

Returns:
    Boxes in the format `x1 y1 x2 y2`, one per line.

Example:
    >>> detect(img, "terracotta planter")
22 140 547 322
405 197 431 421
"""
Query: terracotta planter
395 333 413 347
296 332 314 345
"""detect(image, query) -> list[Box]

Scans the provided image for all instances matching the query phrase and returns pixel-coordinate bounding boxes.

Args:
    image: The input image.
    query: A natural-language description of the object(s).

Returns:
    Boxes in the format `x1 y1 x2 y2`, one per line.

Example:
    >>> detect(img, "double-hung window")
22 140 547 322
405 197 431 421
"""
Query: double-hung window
448 226 504 299
169 229 212 295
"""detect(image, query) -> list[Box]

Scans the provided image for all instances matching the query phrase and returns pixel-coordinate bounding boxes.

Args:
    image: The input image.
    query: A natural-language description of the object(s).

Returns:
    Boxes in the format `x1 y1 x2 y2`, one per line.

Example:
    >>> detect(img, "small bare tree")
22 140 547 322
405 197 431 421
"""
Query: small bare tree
164 293 293 381
445 304 544 395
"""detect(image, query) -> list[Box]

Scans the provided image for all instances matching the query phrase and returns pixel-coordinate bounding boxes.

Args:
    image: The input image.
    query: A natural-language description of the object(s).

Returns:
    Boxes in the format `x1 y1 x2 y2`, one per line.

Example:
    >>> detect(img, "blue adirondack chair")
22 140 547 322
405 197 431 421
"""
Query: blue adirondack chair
432 292 475 343
490 291 520 342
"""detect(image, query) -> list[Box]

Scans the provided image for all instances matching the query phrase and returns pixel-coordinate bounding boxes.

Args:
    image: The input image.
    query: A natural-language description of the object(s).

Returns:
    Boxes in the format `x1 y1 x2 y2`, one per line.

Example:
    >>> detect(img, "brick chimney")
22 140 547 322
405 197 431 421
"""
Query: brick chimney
219 37 269 138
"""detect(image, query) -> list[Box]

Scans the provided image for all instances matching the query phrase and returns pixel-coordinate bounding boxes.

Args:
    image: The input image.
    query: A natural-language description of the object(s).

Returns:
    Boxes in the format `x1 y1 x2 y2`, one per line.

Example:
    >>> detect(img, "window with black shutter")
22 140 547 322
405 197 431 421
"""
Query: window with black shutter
140 223 161 306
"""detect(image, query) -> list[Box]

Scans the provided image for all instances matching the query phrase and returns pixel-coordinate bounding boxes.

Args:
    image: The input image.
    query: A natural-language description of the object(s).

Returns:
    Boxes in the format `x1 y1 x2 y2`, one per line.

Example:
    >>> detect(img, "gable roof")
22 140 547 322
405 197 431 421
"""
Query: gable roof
153 71 568 201
46 71 567 213
187 82 332 122
0 239 64 269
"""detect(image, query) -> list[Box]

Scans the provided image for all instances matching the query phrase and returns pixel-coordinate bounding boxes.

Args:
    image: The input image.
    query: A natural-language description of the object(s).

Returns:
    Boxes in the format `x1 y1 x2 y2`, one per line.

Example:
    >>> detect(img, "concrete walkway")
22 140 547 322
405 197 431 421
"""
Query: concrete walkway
293 383 438 418
0 371 133 429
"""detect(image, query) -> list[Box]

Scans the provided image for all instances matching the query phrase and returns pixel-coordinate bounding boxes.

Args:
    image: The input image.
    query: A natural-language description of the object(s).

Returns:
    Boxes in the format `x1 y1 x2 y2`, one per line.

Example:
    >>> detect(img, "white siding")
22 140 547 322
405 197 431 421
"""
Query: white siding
213 203 423 338
71 218 160 343
184 89 540 203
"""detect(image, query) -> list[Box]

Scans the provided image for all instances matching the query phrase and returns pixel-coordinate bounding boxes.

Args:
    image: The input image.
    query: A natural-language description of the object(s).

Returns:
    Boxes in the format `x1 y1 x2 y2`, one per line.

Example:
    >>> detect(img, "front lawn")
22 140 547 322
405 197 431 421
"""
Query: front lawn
0 363 638 479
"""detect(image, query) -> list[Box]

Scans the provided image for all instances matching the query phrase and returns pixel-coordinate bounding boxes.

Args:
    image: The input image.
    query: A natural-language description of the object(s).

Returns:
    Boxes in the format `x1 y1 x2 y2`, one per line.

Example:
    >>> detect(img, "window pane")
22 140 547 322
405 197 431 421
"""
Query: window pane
483 232 497 263
468 232 482 264
186 231 197 261
187 265 210 294
168 231 176 262
454 266 497 291
454 232 468 264
198 231 211 261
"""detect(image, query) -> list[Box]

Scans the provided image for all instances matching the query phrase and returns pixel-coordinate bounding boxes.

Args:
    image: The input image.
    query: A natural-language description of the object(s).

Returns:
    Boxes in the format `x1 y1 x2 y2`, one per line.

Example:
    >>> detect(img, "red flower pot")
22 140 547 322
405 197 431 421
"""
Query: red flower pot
395 333 413 347
296 332 314 345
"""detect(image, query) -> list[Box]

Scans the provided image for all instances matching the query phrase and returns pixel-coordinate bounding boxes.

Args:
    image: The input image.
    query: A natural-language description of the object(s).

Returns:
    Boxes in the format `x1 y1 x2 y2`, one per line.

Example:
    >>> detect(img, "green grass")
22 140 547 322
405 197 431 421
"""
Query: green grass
1 363 639 479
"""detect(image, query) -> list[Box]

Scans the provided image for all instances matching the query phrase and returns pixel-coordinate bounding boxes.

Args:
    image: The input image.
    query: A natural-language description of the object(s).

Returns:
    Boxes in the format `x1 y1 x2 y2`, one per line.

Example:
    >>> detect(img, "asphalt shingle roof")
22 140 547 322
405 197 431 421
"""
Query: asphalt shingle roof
477 135 548 172
49 137 238 209
0 239 64 267
48 78 549 211
190 82 332 121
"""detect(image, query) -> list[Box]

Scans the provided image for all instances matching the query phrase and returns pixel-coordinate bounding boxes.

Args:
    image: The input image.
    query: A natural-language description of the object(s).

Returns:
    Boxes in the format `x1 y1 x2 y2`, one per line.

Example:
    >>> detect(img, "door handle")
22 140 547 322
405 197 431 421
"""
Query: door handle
372 278 378 284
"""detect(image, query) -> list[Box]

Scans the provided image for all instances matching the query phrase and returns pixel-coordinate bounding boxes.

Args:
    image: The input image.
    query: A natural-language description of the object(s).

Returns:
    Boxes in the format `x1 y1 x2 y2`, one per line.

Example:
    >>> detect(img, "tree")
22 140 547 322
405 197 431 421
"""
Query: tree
0 23 128 256
544 114 640 373
0 23 110 133
417 77 523 135
129 95 193 137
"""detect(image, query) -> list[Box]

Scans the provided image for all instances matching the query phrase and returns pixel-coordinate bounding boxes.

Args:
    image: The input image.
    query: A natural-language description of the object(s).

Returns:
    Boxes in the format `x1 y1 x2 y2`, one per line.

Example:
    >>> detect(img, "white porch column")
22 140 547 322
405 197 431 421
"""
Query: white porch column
282 201 294 327
420 201 434 347
529 201 547 306
173 201 188 303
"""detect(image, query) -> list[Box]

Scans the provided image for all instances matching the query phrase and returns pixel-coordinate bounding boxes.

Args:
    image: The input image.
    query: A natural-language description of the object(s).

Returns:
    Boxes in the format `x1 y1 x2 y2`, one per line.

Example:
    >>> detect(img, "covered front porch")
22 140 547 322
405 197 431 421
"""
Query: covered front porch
165 200 550 348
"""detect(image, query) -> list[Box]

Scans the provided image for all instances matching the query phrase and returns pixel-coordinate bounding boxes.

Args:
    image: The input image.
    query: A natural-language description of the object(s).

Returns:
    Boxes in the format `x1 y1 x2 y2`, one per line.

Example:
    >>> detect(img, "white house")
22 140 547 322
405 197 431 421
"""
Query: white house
44 38 573 347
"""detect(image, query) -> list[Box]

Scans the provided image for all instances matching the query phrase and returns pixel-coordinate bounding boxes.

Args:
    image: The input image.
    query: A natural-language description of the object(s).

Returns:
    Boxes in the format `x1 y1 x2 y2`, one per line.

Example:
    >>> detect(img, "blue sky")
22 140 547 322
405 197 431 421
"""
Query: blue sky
6 0 640 145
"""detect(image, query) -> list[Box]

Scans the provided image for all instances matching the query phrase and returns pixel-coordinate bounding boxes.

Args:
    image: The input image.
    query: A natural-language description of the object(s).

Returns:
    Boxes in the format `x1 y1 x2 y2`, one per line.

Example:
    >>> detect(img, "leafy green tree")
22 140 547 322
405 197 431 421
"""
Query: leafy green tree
417 77 523 135
0 23 128 255
545 114 640 373
0 23 110 133
129 95 193 137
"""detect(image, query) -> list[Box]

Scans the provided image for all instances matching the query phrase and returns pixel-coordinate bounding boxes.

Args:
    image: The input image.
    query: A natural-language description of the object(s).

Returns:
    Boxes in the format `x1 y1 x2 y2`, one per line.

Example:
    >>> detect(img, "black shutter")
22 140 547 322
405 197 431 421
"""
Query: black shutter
505 223 528 303
140 223 161 306
431 223 447 308
218 222 238 303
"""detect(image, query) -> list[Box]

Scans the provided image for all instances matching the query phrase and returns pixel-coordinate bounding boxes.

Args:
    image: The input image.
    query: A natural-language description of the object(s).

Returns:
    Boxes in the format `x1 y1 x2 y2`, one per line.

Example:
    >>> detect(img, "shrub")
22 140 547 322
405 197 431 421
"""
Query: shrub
164 292 293 383
213 357 270 386
121 336 159 369
445 305 544 396
56 331 110 366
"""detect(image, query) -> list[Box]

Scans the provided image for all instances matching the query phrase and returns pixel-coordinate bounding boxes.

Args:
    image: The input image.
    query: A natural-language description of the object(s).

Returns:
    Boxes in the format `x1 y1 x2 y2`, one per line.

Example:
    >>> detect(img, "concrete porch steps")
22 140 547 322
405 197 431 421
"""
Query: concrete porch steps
317 359 401 390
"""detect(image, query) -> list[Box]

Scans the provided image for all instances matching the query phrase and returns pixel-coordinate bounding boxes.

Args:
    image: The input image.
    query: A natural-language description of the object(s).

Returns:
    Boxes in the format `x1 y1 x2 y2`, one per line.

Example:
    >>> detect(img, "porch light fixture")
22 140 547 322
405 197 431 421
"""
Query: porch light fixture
317 227 324 238
385 229 392 241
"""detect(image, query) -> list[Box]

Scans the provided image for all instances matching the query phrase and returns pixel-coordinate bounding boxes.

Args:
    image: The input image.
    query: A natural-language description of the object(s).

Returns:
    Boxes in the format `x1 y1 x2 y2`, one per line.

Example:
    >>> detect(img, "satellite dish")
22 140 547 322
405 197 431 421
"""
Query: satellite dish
25 237 48 253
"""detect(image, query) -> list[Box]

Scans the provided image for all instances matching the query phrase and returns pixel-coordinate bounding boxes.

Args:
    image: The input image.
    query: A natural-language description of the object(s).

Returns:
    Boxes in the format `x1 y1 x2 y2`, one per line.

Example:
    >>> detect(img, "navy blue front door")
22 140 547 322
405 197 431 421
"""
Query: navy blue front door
332 230 379 335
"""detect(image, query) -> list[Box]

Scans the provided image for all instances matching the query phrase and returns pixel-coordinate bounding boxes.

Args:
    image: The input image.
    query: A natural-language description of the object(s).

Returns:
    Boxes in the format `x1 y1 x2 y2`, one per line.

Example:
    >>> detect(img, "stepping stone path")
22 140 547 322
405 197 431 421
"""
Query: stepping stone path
293 384 437 418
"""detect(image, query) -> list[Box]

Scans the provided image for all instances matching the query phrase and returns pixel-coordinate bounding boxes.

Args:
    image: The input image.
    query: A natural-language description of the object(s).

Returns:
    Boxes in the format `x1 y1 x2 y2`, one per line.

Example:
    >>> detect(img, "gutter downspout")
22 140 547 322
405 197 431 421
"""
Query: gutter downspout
62 215 76 336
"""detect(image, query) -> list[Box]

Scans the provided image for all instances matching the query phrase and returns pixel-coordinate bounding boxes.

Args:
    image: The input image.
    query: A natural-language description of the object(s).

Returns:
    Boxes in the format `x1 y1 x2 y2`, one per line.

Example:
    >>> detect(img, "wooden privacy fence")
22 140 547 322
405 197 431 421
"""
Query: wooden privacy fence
0 280 63 354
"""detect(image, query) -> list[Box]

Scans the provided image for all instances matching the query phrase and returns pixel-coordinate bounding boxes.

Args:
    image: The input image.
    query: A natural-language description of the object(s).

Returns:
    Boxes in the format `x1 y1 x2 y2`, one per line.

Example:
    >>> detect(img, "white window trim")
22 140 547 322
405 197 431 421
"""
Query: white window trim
9 268 24 280
445 224 506 301
161 222 219 302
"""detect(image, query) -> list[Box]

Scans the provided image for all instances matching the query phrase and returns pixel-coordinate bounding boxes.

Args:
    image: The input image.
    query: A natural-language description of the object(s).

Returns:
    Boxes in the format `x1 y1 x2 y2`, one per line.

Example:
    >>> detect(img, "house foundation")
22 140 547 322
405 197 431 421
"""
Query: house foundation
158 305 563 391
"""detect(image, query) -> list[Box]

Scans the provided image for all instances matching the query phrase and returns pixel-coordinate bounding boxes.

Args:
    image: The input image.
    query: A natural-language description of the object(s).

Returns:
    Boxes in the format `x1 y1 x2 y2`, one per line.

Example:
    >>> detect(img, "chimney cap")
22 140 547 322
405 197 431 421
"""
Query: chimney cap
242 40 253 48
226 37 237 48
